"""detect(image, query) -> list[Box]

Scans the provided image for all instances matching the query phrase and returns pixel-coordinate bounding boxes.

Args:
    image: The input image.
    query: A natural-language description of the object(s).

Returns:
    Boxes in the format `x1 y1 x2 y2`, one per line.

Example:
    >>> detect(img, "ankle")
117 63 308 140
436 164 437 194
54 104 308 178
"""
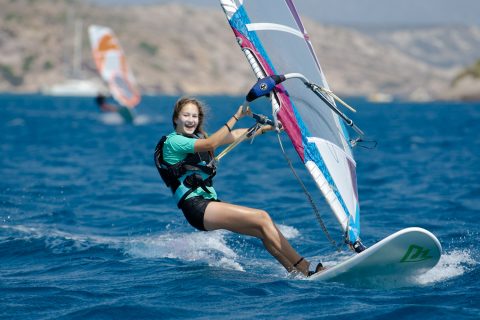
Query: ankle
293 257 310 276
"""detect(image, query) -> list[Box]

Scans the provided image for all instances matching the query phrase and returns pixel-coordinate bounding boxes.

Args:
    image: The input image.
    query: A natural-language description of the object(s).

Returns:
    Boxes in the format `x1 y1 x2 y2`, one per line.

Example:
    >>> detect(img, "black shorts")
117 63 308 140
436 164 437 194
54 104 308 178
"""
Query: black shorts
179 196 219 231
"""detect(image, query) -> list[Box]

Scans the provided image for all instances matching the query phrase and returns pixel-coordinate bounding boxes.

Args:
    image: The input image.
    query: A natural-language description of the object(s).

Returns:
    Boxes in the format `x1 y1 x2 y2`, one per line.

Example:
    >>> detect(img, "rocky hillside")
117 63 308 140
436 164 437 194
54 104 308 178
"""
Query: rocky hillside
449 59 480 101
0 0 479 100
364 25 480 69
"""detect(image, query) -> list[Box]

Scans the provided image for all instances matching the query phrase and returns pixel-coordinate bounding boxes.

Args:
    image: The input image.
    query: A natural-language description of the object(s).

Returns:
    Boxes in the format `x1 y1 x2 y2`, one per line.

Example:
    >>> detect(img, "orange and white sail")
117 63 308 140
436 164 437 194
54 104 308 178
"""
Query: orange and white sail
88 25 141 108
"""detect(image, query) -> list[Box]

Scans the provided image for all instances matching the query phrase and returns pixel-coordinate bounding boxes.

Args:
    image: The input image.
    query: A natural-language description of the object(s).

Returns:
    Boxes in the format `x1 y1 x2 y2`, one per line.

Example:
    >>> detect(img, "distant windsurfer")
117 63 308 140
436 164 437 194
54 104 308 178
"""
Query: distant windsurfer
154 97 324 277
95 93 118 112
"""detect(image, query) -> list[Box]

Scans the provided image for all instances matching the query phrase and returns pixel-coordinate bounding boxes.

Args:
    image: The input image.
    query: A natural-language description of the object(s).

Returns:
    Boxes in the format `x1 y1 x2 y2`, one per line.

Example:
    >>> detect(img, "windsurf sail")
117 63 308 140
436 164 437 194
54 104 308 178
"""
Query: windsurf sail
88 25 141 108
219 0 364 251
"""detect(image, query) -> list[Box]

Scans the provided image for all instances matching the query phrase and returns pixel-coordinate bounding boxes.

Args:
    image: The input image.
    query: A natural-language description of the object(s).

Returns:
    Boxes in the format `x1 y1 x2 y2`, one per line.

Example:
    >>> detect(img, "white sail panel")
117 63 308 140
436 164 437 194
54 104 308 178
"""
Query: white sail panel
306 137 359 227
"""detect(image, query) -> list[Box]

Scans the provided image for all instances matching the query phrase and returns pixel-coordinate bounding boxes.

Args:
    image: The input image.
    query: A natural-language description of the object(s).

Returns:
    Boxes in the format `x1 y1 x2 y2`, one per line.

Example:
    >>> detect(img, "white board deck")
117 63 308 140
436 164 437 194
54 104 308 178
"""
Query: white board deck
310 227 442 283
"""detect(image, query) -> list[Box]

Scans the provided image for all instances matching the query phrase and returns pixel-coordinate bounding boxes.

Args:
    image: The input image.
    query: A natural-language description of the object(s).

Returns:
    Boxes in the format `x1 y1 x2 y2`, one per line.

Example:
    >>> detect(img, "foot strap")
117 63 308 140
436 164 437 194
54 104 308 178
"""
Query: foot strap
293 257 304 268
308 262 324 277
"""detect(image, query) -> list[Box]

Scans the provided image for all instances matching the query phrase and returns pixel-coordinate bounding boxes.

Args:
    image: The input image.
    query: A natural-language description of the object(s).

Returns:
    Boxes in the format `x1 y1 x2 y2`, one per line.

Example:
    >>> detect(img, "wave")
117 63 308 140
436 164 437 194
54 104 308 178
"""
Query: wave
0 223 301 275
8 222 474 286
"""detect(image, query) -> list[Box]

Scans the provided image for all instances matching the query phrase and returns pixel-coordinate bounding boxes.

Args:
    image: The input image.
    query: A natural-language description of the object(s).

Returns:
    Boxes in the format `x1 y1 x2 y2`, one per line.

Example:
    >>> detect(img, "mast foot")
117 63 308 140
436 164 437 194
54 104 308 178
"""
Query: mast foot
351 240 367 253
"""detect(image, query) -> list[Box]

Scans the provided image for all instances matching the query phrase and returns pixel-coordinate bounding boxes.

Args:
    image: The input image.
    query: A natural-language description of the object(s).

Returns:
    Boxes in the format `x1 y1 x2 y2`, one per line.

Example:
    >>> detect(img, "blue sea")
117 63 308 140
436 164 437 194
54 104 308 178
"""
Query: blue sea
1 94 479 319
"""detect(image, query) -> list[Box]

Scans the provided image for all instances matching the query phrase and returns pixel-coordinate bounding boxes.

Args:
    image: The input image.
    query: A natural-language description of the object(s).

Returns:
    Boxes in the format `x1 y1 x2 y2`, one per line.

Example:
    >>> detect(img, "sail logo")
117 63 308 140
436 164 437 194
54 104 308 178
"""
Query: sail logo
400 244 433 262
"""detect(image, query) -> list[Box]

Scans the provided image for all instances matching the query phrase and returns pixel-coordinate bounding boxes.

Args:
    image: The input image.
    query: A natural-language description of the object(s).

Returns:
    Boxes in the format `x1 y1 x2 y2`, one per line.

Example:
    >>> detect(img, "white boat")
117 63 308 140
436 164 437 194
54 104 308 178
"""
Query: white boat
42 78 106 97
43 19 105 97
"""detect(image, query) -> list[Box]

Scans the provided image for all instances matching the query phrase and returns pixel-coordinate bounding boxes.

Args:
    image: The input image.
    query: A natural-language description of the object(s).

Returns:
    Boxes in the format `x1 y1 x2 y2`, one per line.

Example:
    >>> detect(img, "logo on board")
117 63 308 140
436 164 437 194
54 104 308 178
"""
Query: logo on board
400 244 433 262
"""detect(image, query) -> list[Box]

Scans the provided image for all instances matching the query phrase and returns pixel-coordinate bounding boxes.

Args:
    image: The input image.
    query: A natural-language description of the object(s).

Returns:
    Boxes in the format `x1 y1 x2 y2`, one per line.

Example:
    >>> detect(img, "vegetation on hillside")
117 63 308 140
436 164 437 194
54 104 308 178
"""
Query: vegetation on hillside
0 64 23 86
452 59 480 86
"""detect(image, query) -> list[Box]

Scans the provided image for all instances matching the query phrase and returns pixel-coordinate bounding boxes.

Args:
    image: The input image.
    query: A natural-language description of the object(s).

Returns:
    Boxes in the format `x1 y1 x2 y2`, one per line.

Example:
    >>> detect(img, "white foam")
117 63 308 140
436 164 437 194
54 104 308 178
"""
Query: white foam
414 249 478 285
1 224 301 274
100 112 124 125
126 230 244 271
3 225 245 270
132 114 151 125
277 224 300 239
99 113 158 126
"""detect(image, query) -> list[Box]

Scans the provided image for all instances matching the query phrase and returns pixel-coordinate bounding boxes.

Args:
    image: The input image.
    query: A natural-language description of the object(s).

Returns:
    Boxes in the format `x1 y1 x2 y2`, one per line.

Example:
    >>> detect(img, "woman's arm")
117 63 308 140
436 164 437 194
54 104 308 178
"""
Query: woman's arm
219 123 276 144
254 124 276 137
194 105 249 152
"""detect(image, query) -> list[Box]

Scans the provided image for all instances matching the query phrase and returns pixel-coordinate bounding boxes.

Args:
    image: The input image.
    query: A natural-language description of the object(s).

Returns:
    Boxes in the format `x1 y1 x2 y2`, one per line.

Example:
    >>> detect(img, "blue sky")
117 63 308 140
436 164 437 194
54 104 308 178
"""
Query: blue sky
93 0 480 27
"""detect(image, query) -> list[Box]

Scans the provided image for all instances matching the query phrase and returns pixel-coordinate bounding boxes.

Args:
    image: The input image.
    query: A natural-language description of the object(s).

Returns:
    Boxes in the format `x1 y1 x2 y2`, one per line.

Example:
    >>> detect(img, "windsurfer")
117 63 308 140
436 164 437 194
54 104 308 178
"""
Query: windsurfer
95 93 118 112
154 97 324 277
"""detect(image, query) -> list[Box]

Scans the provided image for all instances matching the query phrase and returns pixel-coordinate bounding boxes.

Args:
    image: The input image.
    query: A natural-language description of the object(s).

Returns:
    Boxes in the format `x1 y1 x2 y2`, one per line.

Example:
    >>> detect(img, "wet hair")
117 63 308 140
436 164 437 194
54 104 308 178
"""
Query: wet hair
172 97 207 137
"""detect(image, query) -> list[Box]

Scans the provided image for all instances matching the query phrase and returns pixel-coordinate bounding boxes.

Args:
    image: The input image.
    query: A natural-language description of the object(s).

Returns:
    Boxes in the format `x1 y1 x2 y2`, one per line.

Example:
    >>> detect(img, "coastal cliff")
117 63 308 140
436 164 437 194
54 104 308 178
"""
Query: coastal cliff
0 0 479 100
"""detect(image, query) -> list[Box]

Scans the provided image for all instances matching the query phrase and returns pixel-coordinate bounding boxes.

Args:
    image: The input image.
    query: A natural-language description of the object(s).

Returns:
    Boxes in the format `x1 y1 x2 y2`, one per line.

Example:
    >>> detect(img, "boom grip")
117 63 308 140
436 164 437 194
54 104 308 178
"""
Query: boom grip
246 75 286 102
252 113 274 126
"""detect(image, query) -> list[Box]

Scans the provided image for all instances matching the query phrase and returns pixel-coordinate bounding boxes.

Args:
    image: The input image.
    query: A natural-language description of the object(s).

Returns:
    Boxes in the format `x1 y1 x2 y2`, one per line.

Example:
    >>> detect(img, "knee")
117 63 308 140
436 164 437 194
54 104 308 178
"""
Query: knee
257 210 275 234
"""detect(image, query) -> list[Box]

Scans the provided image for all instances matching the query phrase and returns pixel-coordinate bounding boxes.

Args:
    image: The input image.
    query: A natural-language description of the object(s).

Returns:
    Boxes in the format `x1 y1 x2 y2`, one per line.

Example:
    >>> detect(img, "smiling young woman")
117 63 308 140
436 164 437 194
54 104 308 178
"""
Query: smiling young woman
154 97 324 277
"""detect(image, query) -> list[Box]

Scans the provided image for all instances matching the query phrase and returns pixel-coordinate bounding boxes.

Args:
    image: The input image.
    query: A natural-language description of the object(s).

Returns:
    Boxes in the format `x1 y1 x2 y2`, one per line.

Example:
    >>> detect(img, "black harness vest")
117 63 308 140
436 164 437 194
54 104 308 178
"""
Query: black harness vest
154 134 216 207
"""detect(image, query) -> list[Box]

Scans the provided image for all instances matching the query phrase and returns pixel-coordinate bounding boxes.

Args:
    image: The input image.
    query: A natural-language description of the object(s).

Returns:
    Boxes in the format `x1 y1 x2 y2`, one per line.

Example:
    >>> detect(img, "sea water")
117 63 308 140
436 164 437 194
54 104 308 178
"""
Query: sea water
1 94 479 319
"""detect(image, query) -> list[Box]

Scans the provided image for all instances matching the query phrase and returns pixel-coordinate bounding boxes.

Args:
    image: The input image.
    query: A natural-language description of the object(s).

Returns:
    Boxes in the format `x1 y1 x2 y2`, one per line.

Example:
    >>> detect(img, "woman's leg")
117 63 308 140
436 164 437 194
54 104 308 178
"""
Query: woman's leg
203 201 311 275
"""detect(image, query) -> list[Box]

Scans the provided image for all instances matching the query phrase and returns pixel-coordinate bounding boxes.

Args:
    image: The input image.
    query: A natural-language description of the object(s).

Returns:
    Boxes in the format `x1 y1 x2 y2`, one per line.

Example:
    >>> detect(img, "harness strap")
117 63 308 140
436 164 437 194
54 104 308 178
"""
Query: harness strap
183 164 215 176
176 176 215 209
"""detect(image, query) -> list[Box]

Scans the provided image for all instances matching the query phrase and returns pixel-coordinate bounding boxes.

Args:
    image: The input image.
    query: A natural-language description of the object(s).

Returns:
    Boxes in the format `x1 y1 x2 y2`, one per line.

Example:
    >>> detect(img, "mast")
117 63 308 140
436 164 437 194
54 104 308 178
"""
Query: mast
72 19 83 79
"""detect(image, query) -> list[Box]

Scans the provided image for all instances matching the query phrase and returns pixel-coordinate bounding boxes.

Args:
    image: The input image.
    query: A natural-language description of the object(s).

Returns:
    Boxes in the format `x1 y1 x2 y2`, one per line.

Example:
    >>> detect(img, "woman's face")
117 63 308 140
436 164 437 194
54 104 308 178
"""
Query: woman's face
175 103 199 135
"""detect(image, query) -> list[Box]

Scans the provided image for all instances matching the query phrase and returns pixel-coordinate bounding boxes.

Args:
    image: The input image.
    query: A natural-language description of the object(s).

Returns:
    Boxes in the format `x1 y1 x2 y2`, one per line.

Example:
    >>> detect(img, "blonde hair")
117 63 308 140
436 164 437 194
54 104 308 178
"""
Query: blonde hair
172 97 207 137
